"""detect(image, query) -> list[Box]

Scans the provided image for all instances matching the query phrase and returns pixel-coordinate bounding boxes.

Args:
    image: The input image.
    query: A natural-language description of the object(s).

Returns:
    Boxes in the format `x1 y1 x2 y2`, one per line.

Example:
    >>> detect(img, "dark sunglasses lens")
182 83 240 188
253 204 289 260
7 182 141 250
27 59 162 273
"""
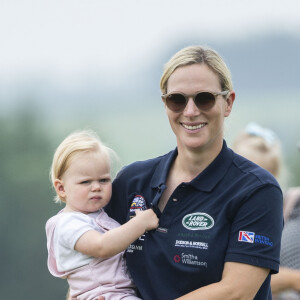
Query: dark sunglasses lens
195 92 215 110
166 94 186 112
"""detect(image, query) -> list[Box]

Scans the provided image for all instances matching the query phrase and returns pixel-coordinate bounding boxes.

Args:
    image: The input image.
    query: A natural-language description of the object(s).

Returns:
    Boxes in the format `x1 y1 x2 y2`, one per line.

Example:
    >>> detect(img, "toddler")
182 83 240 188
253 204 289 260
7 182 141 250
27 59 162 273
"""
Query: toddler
46 130 159 300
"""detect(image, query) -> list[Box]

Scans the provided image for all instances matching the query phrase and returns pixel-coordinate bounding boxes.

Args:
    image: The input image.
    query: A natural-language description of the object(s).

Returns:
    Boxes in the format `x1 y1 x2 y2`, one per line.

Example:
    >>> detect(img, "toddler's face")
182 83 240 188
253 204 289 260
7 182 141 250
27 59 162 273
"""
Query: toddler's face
61 151 112 214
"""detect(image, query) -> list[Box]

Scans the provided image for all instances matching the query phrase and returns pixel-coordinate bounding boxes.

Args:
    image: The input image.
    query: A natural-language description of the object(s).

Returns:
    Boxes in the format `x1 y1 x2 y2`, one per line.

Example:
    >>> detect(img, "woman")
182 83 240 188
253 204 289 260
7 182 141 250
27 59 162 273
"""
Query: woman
106 46 283 299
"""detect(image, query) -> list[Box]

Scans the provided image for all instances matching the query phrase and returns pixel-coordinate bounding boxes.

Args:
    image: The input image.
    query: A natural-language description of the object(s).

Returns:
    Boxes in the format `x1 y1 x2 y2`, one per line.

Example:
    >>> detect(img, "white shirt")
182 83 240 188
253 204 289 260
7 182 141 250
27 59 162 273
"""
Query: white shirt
53 211 100 272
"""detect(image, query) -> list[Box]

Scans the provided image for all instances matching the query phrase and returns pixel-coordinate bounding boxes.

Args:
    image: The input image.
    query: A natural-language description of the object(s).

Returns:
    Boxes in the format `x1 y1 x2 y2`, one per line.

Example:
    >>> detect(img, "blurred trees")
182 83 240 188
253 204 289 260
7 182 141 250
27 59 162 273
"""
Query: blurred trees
0 107 67 299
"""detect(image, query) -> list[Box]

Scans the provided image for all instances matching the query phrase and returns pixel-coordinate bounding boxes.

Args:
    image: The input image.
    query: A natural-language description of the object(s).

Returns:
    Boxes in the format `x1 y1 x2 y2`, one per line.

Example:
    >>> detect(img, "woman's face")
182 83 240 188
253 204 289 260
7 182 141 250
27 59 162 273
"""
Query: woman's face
164 63 234 153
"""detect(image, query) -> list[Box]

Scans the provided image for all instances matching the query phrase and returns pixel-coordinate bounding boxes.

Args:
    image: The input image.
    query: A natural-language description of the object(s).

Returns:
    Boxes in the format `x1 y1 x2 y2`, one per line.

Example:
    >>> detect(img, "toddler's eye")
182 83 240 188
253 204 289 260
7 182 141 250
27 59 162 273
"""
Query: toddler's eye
100 178 111 183
80 180 90 184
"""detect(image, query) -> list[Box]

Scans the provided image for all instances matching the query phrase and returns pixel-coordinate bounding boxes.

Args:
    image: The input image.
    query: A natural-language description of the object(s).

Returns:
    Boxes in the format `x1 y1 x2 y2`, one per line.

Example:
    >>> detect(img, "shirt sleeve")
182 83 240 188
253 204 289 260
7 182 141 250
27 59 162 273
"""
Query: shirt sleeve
106 167 130 225
225 184 283 273
55 213 96 250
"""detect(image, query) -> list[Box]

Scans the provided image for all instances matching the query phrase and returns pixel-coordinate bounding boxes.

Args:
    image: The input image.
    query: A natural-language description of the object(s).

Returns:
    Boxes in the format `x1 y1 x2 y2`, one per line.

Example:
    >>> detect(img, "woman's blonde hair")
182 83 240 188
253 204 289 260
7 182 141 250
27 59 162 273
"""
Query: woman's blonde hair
50 130 117 203
160 45 233 94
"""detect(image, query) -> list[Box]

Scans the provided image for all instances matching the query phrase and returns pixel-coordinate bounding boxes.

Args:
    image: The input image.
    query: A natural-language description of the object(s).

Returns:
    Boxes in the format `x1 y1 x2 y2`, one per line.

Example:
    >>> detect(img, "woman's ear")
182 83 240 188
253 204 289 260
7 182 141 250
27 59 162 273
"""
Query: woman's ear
54 179 66 199
224 91 235 117
162 97 168 113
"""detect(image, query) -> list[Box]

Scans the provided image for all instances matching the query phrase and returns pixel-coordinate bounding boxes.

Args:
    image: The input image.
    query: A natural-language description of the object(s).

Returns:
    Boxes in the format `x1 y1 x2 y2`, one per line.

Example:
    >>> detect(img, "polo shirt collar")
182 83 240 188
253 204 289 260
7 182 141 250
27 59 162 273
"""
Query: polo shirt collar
150 148 177 189
150 140 233 192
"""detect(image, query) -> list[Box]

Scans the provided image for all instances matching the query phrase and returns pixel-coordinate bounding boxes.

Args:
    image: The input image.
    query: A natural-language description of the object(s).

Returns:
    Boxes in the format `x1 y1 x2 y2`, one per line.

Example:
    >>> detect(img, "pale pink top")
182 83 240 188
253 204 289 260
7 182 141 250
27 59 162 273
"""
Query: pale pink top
46 209 140 300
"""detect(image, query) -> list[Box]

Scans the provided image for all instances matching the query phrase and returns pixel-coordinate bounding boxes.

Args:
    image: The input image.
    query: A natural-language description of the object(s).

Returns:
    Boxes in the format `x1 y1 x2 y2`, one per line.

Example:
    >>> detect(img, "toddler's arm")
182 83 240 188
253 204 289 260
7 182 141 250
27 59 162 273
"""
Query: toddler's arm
74 209 159 258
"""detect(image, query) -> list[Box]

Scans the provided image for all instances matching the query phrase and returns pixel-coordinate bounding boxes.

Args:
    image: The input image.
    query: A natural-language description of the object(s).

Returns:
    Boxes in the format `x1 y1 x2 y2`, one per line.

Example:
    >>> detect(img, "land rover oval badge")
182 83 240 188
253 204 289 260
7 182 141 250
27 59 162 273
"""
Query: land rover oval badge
182 212 214 230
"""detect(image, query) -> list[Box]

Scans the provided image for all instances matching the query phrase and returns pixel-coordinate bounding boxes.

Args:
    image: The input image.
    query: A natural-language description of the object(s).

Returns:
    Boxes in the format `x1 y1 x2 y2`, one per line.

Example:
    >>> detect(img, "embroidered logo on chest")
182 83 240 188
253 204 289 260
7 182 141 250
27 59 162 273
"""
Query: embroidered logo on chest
182 212 214 230
130 194 147 212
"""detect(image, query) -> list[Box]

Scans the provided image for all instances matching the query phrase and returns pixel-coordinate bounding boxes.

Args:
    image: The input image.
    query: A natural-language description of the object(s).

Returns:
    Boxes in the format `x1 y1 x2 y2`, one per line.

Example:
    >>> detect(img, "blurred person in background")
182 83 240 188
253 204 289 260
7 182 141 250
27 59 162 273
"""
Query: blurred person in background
232 122 282 182
232 123 300 299
105 46 283 300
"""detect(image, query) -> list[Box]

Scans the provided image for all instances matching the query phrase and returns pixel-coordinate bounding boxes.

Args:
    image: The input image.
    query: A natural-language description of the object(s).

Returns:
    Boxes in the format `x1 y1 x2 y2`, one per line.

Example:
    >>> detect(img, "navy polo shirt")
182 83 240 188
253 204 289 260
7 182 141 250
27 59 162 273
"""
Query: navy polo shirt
105 141 283 300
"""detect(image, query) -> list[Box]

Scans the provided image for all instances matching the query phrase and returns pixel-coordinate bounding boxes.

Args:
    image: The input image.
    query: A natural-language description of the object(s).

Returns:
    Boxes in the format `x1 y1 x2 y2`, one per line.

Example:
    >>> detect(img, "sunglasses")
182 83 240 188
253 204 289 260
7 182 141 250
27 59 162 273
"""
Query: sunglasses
162 90 229 112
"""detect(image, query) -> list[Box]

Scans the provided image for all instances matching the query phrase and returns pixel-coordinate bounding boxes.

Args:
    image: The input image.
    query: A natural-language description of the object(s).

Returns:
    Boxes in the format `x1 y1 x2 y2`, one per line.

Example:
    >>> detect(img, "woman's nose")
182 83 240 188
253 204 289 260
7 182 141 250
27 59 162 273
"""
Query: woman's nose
183 97 200 117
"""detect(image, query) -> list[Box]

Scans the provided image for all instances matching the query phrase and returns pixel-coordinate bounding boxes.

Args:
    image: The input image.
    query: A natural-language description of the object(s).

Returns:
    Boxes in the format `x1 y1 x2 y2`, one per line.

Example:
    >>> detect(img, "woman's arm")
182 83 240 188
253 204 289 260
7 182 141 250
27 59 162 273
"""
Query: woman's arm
74 209 158 258
176 262 269 300
271 267 300 294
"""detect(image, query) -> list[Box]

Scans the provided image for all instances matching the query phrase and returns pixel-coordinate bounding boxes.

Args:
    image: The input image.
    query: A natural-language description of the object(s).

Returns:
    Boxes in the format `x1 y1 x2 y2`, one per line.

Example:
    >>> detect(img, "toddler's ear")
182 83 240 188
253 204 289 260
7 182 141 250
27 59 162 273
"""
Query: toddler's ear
54 179 66 198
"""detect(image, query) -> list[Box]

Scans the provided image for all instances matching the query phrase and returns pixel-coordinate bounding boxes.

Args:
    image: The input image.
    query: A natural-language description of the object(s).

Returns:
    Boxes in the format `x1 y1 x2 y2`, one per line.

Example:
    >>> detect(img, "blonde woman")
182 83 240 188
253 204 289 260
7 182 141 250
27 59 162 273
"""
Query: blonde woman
105 46 283 299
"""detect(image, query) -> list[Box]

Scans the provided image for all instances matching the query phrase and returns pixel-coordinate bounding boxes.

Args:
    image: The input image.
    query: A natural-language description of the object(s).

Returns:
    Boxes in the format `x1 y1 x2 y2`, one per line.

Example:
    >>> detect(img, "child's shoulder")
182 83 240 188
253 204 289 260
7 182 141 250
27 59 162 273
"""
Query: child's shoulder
46 210 95 231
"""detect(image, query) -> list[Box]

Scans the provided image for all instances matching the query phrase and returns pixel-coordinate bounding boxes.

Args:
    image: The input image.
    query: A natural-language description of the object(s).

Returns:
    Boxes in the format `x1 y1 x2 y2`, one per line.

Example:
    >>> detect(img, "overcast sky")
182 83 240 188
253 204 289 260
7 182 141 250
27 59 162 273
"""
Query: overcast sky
1 0 300 82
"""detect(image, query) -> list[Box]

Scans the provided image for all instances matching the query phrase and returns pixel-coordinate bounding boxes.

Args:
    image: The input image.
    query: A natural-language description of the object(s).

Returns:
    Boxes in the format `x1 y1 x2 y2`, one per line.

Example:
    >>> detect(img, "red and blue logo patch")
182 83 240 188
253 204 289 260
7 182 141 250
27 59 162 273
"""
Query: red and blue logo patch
238 231 255 243
238 231 273 247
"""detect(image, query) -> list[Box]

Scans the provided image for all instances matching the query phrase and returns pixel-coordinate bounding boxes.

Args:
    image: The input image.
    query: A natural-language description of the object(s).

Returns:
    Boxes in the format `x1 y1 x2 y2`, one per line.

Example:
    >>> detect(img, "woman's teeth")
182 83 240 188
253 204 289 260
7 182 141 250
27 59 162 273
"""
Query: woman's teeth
182 123 206 130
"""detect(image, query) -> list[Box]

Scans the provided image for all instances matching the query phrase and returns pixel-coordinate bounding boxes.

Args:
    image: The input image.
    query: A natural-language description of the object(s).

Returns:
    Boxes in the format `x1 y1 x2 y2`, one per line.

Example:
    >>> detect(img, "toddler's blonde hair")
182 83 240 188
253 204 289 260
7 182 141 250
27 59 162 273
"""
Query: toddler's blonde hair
50 130 117 203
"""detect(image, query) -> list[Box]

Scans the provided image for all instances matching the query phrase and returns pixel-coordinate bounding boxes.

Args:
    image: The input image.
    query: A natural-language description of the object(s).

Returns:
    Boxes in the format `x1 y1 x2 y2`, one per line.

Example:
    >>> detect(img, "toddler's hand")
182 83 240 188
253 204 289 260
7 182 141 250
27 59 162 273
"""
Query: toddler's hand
135 209 159 231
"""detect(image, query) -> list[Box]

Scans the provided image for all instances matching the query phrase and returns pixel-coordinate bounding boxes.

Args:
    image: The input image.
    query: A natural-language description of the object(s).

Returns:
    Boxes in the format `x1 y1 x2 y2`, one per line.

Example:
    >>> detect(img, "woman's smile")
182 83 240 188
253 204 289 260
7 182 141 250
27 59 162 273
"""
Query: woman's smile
180 122 207 131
